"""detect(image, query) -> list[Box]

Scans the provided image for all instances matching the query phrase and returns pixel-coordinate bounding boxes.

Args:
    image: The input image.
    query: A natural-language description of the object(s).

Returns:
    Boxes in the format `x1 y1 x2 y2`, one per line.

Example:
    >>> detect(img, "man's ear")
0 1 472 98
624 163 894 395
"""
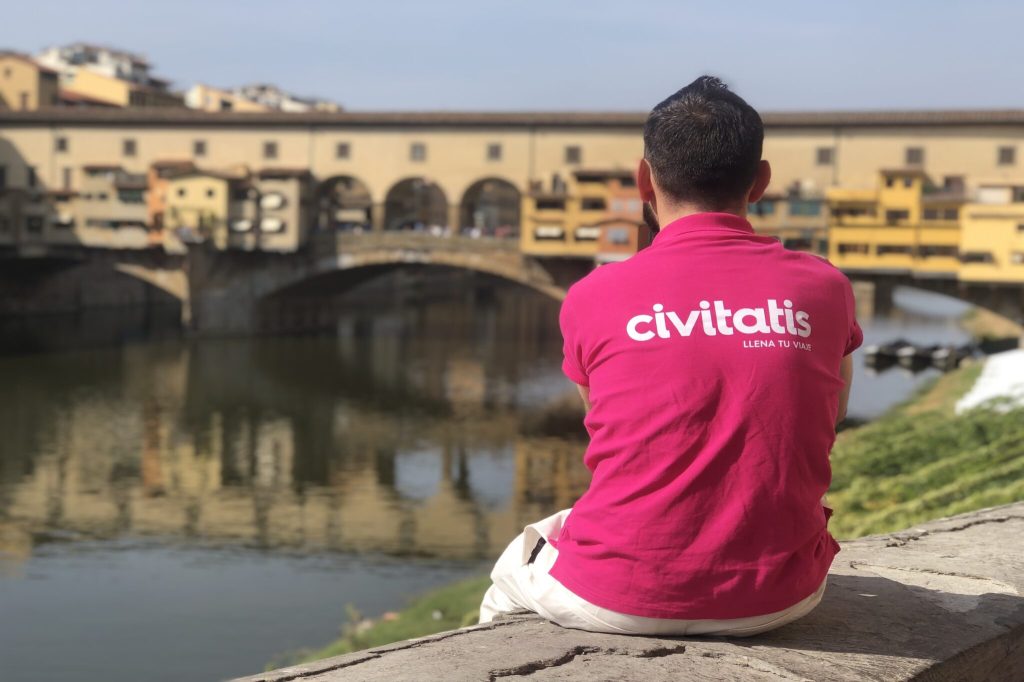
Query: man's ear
637 158 656 203
748 160 772 203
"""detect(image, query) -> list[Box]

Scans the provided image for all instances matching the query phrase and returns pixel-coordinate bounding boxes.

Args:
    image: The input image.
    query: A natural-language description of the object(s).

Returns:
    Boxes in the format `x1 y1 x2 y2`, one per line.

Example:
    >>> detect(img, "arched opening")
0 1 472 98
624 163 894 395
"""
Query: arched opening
459 178 521 238
383 178 448 231
318 175 373 231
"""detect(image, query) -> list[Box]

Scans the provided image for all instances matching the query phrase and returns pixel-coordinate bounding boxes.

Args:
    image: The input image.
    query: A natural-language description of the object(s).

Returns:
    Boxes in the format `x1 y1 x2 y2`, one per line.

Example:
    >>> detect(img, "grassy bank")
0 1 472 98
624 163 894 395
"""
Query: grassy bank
828 361 1024 538
286 576 491 666
287 360 1023 666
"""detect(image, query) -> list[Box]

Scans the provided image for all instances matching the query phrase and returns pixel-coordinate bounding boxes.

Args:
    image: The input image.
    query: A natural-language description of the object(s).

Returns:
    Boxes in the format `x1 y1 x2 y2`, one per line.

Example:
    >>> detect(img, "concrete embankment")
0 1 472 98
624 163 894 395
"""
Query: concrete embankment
238 503 1024 682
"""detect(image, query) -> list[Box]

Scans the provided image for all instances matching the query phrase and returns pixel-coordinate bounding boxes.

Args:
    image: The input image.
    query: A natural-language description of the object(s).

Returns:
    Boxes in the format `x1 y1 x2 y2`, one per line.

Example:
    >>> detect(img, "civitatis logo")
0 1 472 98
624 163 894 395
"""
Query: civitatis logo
626 299 811 342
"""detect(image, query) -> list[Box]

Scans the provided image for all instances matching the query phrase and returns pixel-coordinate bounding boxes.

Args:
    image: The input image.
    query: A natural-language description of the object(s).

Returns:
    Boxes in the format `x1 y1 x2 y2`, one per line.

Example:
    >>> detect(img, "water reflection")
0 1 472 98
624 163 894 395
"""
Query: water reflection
0 289 591 572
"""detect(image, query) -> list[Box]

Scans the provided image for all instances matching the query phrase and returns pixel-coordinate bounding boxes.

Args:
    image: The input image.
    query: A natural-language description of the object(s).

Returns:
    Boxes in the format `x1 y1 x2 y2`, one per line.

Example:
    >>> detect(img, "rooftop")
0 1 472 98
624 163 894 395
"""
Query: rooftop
3 108 1024 129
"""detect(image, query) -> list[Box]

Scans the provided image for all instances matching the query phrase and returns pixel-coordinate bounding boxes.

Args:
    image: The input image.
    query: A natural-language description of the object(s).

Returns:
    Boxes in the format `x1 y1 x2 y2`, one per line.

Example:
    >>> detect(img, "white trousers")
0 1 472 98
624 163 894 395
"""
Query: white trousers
479 509 826 637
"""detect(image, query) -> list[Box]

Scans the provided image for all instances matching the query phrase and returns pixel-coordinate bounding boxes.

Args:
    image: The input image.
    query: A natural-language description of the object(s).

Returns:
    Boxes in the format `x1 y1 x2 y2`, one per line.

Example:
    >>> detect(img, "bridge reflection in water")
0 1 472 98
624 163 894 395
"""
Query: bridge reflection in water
0 285 591 570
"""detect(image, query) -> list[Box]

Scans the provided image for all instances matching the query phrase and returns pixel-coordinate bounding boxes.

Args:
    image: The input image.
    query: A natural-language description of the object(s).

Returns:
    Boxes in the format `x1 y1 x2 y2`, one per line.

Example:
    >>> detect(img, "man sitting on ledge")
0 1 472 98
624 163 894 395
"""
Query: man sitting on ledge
479 76 862 636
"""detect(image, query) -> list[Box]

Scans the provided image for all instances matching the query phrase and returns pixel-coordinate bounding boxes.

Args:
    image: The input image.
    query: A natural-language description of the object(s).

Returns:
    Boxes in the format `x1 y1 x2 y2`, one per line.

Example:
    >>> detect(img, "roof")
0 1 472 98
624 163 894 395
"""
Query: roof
880 168 932 178
573 168 635 180
164 168 244 182
3 108 1024 129
0 51 59 75
58 89 119 107
258 167 312 179
150 159 195 169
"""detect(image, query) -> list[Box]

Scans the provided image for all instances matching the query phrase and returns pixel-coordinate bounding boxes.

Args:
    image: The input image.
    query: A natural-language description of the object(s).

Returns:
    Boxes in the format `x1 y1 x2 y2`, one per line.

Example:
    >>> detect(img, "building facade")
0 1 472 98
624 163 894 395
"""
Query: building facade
0 108 1023 282
0 53 59 111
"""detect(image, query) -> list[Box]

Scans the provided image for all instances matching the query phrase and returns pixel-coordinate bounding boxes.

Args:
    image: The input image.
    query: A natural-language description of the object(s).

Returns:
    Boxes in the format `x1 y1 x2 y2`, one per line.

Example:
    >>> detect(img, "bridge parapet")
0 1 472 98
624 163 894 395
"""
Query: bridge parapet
239 503 1024 682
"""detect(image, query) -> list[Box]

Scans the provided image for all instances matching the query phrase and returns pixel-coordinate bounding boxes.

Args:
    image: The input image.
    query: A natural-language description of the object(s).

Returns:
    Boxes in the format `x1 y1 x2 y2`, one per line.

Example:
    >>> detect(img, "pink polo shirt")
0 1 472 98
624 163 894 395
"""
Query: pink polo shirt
551 212 862 620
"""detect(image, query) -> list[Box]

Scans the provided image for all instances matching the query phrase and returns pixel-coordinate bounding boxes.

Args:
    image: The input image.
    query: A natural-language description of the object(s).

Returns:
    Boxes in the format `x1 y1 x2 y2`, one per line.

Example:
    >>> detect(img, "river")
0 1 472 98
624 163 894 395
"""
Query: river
0 275 976 681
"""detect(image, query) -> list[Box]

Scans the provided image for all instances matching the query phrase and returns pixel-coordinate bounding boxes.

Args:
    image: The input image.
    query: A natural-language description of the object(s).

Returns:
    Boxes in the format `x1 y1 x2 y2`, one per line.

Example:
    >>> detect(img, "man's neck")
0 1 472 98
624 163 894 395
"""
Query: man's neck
655 202 748 230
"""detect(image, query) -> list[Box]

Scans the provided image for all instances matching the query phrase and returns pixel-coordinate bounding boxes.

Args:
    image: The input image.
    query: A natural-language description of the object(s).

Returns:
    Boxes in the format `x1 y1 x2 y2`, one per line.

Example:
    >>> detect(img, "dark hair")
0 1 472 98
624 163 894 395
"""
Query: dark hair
643 76 764 210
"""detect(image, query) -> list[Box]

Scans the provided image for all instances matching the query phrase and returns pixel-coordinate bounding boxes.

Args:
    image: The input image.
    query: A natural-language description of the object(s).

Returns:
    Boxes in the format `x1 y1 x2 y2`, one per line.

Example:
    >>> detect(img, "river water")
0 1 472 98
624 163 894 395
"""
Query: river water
0 276 975 681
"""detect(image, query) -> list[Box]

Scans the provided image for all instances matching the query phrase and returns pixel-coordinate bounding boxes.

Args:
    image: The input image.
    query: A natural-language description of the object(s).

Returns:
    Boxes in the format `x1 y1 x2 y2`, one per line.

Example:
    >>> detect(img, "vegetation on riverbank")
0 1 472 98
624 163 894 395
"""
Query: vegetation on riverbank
828 361 1024 538
960 307 1024 342
288 359 1023 666
284 575 491 666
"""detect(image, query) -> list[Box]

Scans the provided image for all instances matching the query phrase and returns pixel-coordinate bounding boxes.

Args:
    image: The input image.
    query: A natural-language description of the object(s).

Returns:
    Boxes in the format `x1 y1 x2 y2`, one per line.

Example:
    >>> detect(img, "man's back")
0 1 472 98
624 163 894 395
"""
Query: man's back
552 212 862 620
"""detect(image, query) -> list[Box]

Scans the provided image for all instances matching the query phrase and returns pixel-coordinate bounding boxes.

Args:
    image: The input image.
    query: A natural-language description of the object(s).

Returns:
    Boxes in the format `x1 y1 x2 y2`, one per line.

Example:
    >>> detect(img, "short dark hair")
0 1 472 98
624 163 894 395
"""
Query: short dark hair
643 76 764 209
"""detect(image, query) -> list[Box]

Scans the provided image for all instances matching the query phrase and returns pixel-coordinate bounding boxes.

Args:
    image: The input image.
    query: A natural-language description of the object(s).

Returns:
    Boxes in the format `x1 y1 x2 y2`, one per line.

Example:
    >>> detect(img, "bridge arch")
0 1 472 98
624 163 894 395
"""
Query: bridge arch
317 175 374 231
458 177 521 236
383 177 449 231
253 234 568 305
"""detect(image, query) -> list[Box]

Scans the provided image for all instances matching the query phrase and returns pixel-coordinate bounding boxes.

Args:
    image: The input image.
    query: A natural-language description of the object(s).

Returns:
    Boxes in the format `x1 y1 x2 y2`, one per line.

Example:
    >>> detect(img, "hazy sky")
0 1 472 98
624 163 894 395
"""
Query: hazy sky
7 1 1022 112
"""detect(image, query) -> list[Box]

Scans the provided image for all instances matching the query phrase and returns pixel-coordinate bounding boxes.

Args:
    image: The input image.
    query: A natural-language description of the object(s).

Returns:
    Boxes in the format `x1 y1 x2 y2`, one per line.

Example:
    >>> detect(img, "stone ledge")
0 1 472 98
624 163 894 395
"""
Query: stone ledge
238 503 1024 682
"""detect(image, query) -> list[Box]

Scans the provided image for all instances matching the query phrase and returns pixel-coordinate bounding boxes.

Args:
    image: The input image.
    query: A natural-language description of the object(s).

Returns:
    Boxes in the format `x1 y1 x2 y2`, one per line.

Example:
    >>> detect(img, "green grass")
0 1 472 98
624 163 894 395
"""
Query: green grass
283 575 492 667
280 361 1024 667
828 362 1024 538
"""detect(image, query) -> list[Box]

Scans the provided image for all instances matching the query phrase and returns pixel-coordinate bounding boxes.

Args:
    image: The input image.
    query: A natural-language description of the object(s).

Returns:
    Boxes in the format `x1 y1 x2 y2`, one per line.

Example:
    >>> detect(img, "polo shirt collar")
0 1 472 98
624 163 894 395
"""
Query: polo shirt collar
652 212 755 246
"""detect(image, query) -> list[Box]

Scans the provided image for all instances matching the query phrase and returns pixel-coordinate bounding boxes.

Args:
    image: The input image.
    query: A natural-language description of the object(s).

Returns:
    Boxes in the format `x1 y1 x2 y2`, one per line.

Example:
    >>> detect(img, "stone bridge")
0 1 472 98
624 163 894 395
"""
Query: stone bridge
5 232 1024 335
238 503 1024 682
184 232 587 334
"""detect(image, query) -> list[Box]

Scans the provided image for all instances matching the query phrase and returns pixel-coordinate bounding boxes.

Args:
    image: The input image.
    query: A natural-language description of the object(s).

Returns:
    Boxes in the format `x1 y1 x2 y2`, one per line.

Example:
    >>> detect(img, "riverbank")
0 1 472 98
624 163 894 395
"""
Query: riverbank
285 356 1024 666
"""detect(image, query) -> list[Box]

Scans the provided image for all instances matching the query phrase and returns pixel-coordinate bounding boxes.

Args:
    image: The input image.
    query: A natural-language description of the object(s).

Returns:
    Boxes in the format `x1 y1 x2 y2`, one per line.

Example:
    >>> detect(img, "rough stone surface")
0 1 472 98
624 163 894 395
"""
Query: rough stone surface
238 503 1024 682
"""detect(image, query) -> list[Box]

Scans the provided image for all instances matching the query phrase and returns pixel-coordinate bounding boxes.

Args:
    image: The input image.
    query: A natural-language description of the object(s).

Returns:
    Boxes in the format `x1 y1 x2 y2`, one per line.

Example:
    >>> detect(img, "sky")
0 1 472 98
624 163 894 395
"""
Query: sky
6 0 1023 112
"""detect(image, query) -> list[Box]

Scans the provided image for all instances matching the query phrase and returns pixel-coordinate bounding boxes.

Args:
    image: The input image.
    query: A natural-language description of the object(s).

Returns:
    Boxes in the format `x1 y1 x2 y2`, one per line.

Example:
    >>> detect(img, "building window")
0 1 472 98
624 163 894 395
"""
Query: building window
177 188 186 197
998 146 1016 166
206 188 215 198
565 146 582 164
55 136 68 153
0 165 5 189
837 243 869 255
885 209 910 224
62 167 72 190
1017 223 1024 234
536 198 566 211
905 147 924 166
487 143 502 161
581 197 606 210
97 192 109 201
816 147 834 165
877 245 913 256
788 199 822 216
336 142 350 159
26 216 44 233
607 228 630 245
943 175 965 193
263 141 278 159
919 245 958 258
194 140 207 157
26 166 37 188
123 139 137 157
749 200 776 216
410 142 426 162
923 208 939 220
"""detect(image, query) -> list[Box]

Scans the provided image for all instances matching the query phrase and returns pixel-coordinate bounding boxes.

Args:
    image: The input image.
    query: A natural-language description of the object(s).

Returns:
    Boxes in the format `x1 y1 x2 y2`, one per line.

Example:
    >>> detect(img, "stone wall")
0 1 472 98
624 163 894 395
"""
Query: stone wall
240 503 1024 682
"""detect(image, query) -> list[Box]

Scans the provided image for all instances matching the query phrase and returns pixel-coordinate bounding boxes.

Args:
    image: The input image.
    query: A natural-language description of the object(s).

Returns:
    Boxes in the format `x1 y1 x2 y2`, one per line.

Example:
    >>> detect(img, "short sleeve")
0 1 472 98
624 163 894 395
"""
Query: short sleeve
559 297 589 387
842 278 864 356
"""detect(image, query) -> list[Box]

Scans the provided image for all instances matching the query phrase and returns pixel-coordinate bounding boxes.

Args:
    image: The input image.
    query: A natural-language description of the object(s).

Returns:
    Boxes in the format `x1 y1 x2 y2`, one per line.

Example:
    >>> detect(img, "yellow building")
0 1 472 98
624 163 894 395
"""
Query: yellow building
748 194 827 252
164 169 247 247
60 68 183 108
959 184 1024 283
520 168 638 258
827 169 963 276
185 84 270 113
0 52 59 111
